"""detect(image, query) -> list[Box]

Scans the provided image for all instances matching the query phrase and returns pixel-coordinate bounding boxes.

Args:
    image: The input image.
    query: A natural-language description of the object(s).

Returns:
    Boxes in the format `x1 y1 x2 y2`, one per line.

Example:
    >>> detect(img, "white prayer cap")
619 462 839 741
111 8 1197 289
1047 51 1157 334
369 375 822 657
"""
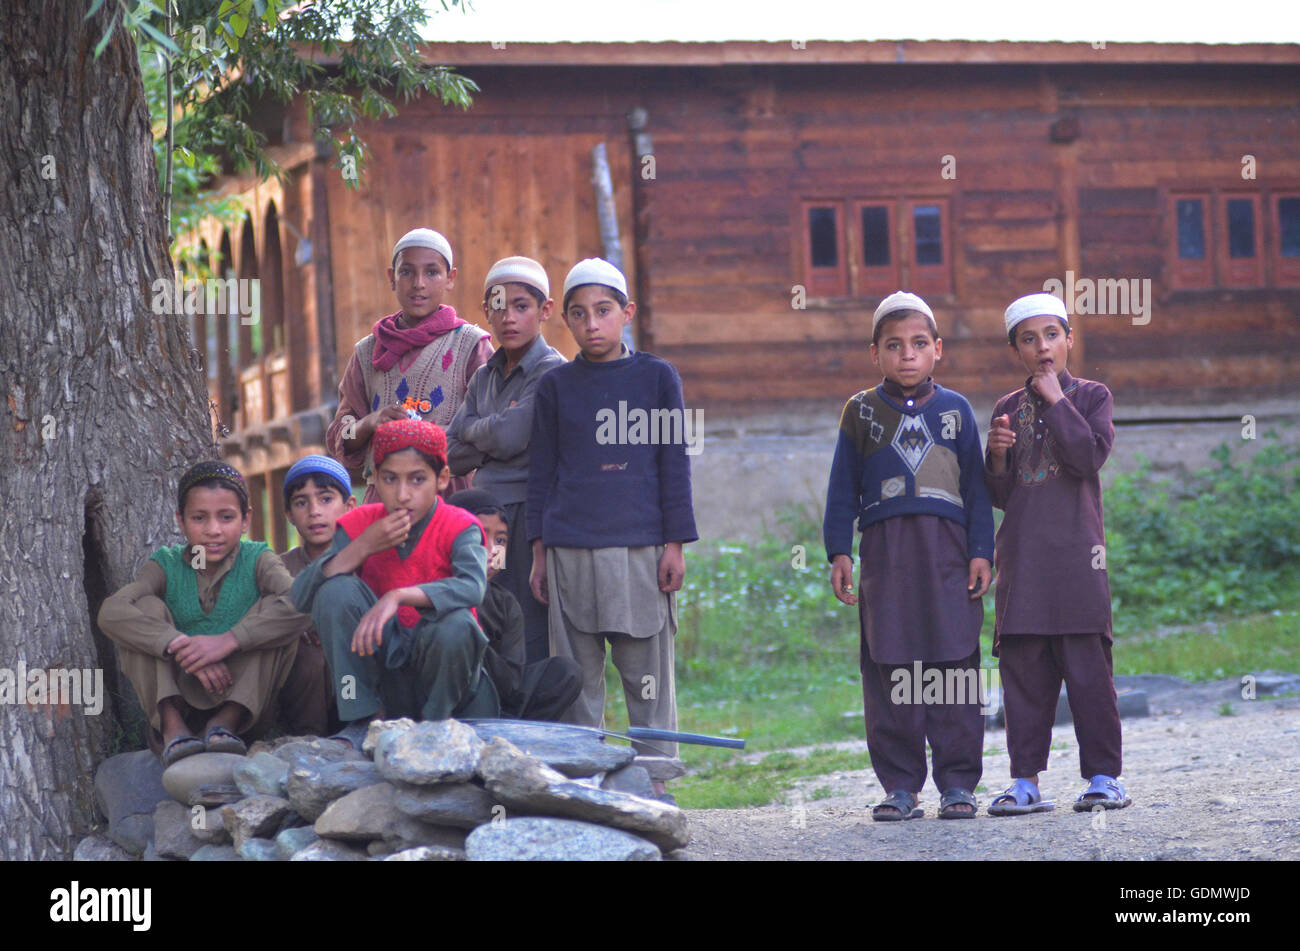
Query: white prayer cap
1005 293 1069 336
563 258 628 299
872 291 935 335
484 256 550 298
392 228 453 270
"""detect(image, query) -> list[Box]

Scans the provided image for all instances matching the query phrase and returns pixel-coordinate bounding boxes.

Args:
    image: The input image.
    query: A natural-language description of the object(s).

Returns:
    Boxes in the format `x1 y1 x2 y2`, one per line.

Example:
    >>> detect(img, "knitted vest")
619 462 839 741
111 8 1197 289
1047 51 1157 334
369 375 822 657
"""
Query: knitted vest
336 502 484 628
356 324 489 481
149 540 270 635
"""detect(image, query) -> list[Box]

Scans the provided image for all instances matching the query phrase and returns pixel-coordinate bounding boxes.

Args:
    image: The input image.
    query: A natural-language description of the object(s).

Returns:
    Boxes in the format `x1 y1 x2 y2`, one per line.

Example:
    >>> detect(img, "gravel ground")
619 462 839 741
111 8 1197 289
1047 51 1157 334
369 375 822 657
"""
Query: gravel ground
676 676 1300 861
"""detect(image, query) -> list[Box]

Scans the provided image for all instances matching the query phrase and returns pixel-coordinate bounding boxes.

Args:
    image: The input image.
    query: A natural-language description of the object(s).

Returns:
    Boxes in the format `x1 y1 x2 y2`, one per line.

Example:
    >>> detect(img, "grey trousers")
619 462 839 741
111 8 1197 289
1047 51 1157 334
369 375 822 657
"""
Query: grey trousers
546 547 678 758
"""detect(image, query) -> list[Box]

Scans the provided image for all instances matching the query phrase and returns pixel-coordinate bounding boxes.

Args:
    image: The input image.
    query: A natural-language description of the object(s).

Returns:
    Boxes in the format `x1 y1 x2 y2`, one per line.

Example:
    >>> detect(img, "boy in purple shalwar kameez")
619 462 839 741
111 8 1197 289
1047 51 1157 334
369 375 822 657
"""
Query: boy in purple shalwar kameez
984 292 1130 815
824 292 994 821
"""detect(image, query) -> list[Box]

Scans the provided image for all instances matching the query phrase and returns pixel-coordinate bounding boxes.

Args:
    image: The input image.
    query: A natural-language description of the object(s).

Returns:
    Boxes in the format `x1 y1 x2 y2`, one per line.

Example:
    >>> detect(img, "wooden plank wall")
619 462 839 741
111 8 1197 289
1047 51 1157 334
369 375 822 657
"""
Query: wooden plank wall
291 87 638 378
284 60 1299 413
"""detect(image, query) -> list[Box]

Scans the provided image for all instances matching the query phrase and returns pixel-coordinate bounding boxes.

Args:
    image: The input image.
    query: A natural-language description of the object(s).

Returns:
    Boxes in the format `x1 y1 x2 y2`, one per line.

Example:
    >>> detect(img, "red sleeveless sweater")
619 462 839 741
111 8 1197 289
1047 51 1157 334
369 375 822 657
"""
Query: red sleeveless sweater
337 501 484 628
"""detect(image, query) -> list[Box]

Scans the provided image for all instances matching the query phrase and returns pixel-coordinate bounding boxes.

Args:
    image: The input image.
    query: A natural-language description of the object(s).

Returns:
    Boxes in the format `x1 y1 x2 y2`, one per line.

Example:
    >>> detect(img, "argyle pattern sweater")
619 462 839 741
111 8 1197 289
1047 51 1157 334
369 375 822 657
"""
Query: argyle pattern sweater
823 381 994 562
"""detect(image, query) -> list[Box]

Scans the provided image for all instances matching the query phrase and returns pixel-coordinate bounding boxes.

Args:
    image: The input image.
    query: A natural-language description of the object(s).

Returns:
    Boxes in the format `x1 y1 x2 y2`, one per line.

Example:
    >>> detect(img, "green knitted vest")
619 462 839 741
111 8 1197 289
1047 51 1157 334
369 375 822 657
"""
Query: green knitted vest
149 540 270 635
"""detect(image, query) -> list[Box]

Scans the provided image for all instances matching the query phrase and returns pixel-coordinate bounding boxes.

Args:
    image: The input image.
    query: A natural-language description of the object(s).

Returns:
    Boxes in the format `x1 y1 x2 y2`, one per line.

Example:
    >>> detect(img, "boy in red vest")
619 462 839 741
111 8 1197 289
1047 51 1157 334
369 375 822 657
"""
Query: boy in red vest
290 419 496 736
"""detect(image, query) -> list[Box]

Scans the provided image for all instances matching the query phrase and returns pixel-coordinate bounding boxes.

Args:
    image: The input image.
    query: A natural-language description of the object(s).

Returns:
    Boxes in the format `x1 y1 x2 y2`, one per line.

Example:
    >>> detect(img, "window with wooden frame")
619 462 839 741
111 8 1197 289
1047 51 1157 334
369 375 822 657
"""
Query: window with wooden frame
906 198 952 296
801 201 847 298
854 201 898 297
1169 192 1213 289
1219 193 1263 287
1273 192 1300 286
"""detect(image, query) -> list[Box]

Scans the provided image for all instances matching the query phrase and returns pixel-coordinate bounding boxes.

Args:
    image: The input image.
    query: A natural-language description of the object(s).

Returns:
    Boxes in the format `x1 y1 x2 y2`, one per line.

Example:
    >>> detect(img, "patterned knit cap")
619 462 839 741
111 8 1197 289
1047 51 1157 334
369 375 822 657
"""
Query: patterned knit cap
177 460 248 513
372 418 448 470
284 454 352 506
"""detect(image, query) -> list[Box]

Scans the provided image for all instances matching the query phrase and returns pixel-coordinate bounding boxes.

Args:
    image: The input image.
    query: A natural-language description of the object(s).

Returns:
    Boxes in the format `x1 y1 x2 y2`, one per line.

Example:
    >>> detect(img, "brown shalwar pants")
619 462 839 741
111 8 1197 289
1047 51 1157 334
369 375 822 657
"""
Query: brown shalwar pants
998 633 1122 780
122 595 299 747
859 646 985 795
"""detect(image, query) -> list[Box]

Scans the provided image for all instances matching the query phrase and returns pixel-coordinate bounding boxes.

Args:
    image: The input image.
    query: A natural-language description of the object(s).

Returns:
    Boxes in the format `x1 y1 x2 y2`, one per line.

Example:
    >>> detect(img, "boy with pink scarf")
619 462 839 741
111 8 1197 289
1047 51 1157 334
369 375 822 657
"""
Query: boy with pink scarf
327 228 493 501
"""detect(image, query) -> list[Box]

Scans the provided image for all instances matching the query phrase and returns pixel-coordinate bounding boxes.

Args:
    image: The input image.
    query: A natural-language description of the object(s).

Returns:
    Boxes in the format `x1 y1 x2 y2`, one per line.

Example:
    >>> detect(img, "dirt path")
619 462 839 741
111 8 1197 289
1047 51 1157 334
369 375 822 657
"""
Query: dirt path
677 680 1300 860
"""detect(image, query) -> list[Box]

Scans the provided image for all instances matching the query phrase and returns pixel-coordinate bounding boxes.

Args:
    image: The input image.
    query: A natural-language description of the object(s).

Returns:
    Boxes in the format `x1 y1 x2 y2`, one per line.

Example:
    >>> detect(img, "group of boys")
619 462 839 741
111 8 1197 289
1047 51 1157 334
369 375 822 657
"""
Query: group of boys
100 229 694 802
824 290 1130 820
98 219 1130 823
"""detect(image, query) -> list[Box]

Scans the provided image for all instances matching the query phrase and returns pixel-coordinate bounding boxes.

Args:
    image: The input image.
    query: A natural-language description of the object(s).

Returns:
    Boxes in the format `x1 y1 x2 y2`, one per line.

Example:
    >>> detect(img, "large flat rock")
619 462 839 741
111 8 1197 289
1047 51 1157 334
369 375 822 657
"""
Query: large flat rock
476 738 689 852
286 758 385 821
373 719 483 786
466 817 661 861
469 720 635 778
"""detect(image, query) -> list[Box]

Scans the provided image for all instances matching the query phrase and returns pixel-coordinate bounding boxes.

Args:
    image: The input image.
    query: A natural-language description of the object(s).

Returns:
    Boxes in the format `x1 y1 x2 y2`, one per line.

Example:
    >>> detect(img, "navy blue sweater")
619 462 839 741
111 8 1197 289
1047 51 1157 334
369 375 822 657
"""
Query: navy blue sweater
823 379 995 563
527 351 699 548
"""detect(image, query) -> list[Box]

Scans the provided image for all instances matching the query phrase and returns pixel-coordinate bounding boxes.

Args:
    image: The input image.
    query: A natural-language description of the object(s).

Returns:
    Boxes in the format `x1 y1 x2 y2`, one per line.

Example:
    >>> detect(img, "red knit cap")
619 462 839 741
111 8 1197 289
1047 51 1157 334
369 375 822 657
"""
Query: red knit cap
372 418 447 469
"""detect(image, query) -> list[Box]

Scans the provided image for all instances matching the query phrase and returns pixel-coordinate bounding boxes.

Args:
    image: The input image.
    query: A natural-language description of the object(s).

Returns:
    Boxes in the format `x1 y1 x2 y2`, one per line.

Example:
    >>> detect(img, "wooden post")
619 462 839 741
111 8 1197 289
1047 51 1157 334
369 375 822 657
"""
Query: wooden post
591 142 636 352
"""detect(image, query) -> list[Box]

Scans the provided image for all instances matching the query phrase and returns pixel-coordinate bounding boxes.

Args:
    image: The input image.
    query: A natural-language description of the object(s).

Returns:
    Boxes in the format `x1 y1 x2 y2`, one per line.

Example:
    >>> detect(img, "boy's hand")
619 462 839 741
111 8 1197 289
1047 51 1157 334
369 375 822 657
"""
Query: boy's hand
1030 364 1064 405
358 405 407 443
987 415 1015 473
968 558 992 599
352 590 400 656
830 555 857 606
359 508 412 556
193 661 233 697
169 632 236 673
658 543 686 593
529 540 548 605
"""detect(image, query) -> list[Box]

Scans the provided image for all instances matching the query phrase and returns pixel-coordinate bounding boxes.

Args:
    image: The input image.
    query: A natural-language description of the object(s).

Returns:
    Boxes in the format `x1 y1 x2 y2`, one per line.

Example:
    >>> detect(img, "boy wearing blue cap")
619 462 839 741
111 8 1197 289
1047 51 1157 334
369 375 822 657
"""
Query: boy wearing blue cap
984 293 1129 815
275 455 358 735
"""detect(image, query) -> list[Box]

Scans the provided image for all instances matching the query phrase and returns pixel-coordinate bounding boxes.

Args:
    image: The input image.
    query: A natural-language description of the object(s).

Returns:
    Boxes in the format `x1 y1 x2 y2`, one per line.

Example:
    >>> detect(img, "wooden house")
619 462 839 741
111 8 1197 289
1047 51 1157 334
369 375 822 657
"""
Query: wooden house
183 39 1300 547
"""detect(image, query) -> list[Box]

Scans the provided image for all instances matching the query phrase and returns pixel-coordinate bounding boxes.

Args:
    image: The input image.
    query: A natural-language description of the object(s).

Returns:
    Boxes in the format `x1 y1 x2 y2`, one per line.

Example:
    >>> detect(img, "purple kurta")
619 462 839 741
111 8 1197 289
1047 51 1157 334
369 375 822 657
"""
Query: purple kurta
985 370 1115 645
857 514 983 666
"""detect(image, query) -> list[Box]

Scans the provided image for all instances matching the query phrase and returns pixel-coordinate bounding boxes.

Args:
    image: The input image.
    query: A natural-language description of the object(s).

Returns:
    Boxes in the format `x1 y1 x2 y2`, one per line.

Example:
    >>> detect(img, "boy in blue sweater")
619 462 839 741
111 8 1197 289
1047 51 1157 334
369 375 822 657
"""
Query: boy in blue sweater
527 259 698 796
823 292 994 820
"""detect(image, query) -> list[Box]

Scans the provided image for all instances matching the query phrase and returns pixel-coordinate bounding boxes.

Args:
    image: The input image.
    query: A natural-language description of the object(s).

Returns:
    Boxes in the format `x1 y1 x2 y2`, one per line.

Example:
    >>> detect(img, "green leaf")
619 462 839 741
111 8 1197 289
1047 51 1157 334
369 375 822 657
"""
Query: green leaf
84 0 106 19
230 13 248 37
93 14 117 60
138 20 180 55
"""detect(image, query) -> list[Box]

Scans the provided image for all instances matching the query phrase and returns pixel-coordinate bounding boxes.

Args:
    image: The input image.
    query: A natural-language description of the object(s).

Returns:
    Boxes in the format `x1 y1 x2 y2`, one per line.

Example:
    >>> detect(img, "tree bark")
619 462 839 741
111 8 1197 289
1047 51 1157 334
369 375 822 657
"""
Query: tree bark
0 0 212 859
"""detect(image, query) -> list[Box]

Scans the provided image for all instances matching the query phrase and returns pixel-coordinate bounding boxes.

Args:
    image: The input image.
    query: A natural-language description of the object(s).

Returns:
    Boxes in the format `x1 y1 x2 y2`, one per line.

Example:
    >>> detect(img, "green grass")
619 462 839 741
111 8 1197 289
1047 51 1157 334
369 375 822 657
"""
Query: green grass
1113 608 1300 682
589 435 1300 810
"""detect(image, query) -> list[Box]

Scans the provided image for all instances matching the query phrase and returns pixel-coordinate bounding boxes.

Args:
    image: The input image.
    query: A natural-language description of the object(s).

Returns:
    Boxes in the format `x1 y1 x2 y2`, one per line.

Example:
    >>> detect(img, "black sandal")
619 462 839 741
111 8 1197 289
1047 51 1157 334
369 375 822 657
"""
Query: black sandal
872 790 923 821
203 724 247 755
939 787 978 819
161 734 204 767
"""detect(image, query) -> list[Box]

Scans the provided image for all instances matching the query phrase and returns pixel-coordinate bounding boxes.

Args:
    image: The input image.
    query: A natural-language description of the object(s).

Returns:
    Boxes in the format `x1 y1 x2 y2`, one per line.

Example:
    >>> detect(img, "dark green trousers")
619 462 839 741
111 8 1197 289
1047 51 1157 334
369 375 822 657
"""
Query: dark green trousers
310 574 496 722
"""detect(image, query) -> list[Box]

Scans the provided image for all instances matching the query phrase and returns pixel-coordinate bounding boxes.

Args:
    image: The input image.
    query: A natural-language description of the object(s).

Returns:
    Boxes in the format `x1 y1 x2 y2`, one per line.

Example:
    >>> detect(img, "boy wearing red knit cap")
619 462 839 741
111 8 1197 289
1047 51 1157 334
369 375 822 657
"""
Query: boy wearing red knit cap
291 419 497 738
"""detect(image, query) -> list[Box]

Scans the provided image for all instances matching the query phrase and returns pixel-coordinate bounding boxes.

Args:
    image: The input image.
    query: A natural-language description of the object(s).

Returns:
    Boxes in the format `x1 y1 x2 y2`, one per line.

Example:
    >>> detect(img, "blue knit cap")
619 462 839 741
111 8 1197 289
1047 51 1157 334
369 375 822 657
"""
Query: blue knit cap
284 455 352 506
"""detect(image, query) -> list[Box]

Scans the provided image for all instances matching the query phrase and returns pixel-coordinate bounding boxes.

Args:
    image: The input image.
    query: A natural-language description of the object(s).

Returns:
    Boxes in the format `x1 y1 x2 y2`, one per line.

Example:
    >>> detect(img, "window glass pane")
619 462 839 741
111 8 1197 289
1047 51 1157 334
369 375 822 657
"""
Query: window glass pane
913 205 942 265
1227 198 1255 259
1279 197 1300 258
861 206 891 267
1176 199 1205 260
808 206 838 268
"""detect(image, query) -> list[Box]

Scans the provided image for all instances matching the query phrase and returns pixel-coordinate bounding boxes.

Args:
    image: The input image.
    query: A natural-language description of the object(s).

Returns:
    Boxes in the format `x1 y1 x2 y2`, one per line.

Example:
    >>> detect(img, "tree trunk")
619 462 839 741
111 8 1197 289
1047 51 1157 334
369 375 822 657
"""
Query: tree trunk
0 0 212 859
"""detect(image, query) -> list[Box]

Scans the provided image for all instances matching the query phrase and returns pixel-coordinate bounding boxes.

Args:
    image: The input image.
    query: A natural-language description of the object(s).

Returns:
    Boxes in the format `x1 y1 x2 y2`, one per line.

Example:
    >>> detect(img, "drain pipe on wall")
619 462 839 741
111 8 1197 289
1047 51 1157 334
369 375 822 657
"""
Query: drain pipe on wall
590 140 638 353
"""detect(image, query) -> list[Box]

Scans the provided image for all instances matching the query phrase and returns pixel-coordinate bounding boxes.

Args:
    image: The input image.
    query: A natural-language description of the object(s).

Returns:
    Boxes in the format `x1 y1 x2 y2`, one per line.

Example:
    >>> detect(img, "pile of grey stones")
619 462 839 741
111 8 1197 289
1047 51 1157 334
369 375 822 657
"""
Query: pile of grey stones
76 719 690 861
